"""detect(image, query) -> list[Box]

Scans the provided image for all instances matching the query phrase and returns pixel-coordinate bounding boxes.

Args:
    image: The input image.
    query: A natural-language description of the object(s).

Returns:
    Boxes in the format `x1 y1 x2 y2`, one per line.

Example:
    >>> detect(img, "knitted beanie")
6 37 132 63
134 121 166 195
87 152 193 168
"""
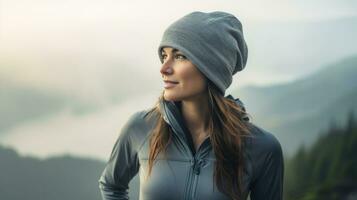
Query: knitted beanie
158 11 248 95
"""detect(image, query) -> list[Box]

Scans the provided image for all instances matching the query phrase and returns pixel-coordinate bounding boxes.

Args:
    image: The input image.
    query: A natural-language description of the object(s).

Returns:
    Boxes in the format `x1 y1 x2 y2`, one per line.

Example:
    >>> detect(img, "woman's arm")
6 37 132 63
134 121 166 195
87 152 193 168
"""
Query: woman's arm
249 133 284 200
98 112 141 200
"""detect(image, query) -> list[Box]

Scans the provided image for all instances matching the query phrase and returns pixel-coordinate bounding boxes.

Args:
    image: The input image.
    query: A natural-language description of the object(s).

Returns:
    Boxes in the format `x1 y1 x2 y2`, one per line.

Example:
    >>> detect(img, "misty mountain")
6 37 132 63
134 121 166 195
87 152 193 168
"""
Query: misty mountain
0 145 140 200
233 54 357 156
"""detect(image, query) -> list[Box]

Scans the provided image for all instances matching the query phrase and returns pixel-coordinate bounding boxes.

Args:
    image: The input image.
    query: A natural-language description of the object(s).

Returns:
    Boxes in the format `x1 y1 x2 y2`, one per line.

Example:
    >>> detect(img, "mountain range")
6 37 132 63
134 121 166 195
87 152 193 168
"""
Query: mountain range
233 54 357 157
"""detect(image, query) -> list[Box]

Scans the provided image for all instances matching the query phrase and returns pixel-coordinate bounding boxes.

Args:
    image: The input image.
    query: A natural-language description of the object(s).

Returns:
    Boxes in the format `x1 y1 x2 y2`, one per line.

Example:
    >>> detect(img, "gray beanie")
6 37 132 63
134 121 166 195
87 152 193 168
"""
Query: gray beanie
158 11 248 95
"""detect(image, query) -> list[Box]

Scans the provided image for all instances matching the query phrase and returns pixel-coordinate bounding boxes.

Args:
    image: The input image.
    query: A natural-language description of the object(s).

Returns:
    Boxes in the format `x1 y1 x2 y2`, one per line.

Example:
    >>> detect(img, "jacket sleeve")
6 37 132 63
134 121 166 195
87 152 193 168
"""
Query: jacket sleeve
98 112 141 200
249 134 284 200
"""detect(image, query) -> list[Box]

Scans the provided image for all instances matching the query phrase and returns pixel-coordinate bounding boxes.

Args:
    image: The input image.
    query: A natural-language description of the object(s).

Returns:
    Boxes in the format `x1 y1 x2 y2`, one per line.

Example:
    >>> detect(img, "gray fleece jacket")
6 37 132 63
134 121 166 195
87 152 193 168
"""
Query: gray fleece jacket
98 94 284 200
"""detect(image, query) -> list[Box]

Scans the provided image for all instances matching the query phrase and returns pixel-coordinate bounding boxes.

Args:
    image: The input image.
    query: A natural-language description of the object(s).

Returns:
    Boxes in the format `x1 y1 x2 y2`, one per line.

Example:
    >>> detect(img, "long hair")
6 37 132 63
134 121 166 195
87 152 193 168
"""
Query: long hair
143 79 253 200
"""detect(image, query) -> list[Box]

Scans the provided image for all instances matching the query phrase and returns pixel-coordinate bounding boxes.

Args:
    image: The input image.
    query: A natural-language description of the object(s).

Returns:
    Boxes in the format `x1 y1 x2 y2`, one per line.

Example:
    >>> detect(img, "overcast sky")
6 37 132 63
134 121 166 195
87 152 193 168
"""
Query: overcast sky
1 0 356 94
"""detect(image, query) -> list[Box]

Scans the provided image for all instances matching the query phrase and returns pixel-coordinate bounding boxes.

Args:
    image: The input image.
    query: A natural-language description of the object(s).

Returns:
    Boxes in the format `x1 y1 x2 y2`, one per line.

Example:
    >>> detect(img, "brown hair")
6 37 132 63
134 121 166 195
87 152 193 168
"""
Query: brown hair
143 79 253 199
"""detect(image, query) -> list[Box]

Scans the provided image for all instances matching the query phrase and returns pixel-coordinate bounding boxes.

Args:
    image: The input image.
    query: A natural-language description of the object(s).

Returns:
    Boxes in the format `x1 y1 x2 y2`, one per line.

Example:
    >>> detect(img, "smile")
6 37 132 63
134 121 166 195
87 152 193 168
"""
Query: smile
163 81 179 88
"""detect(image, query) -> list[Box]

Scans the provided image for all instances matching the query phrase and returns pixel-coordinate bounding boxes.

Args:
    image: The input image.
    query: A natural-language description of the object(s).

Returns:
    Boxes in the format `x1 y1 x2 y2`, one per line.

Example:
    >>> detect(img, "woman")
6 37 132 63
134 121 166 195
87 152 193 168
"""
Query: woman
98 11 284 200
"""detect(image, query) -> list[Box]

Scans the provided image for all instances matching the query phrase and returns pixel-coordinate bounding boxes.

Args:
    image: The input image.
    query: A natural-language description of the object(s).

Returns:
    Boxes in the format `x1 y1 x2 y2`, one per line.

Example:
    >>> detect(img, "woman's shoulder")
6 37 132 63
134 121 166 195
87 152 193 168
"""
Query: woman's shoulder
244 123 283 168
244 122 282 154
122 109 158 129
243 122 284 182
117 109 157 148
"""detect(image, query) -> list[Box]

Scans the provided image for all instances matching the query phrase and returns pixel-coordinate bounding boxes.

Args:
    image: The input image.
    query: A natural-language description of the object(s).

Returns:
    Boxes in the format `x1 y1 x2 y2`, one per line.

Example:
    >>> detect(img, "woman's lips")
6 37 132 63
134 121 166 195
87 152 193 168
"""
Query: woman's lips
163 80 179 88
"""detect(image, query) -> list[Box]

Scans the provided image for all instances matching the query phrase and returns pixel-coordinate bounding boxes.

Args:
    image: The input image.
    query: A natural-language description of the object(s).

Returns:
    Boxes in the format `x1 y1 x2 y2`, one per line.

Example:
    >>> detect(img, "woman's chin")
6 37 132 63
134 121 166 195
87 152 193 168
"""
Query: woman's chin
163 91 181 102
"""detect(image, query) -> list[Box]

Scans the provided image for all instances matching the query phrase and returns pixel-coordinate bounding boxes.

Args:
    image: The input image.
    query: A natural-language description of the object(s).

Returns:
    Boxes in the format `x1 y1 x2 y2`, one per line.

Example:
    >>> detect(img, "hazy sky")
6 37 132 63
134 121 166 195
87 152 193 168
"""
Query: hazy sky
1 0 356 93
0 0 356 160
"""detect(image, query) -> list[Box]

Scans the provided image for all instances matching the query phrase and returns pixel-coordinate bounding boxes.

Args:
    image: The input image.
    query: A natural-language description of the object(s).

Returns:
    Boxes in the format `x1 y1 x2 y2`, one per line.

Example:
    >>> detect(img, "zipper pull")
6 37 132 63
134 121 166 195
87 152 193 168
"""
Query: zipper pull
193 159 205 175
193 162 200 175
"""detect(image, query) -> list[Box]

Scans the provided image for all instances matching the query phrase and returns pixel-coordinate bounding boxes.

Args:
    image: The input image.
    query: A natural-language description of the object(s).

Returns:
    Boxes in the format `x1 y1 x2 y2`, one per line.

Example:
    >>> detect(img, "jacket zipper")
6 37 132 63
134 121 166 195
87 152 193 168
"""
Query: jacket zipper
184 139 208 200
185 158 197 200
171 130 194 200
191 159 201 199
166 104 209 200
185 160 194 200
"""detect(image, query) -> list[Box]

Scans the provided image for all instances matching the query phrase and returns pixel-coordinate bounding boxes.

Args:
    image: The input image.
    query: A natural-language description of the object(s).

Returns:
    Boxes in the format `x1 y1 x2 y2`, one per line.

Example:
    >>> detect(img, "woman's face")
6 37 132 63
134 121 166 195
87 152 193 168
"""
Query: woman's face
160 47 207 101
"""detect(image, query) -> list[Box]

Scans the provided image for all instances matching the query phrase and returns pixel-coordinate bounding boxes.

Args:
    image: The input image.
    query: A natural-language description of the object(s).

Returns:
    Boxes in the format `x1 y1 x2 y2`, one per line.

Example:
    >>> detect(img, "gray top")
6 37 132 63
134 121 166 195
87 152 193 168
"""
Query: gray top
98 95 284 200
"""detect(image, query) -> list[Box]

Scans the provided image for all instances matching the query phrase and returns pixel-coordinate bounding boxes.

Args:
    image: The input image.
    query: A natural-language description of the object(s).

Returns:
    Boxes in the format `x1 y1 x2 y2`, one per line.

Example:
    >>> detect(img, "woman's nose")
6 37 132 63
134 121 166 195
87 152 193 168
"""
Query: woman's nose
160 59 174 75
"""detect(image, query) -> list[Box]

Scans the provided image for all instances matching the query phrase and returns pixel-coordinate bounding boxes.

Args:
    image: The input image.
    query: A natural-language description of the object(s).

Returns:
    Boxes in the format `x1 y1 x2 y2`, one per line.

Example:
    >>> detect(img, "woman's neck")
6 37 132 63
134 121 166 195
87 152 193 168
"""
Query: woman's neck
180 92 210 137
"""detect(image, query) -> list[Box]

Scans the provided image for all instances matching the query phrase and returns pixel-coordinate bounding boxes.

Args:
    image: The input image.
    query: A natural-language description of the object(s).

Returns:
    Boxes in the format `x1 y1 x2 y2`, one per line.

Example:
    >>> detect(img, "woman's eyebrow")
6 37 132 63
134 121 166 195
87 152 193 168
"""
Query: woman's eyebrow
161 48 179 54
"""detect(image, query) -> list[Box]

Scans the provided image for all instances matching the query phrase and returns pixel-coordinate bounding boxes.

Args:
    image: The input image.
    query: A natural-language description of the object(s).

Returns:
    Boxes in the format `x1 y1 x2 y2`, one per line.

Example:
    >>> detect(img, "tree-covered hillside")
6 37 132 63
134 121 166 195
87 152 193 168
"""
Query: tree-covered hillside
284 110 357 200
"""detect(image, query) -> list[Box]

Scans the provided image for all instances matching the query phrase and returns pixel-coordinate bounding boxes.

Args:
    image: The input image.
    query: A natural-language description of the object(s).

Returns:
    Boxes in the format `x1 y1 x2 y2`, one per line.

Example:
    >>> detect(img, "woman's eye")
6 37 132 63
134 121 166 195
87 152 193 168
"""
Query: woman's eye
175 54 186 60
161 54 186 62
